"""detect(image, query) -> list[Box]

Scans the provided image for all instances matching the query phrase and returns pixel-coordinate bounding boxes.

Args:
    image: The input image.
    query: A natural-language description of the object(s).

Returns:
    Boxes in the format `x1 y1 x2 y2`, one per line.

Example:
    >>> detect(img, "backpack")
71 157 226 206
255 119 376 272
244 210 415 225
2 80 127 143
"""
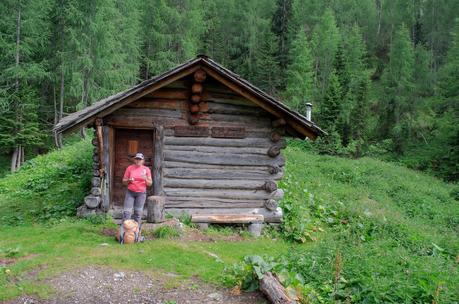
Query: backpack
116 219 144 244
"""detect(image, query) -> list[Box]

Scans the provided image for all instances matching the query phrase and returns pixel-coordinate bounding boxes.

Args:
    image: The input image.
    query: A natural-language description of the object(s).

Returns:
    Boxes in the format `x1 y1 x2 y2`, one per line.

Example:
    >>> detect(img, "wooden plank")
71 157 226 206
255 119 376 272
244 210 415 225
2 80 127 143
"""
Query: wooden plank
60 63 200 134
164 136 274 147
163 188 284 200
191 214 264 224
164 150 285 166
147 88 189 99
174 126 209 137
164 145 267 155
163 178 272 190
163 167 284 180
206 101 264 115
164 127 271 138
211 127 246 138
113 108 183 118
165 198 265 208
165 207 283 223
153 126 164 196
125 98 187 110
109 206 283 223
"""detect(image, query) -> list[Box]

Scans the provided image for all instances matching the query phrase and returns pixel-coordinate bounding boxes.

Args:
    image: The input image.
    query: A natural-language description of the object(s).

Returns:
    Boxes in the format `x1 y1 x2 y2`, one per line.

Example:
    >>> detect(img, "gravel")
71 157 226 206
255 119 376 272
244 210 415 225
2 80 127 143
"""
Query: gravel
6 266 266 304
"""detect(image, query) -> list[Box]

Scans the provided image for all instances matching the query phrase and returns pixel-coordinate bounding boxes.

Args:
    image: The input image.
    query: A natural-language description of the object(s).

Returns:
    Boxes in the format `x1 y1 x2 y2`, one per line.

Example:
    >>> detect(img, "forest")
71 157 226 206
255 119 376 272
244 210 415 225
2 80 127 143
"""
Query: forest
0 0 458 181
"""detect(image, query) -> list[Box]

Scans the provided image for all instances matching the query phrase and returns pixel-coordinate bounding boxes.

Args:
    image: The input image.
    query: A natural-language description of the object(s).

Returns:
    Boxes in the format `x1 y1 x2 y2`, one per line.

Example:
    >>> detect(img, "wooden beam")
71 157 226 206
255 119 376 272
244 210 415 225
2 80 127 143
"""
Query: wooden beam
153 125 164 196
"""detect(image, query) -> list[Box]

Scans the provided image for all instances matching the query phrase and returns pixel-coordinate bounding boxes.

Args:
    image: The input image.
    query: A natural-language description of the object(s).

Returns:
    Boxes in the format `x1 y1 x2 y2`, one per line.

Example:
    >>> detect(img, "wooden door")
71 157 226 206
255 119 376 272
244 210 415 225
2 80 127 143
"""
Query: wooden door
112 129 154 207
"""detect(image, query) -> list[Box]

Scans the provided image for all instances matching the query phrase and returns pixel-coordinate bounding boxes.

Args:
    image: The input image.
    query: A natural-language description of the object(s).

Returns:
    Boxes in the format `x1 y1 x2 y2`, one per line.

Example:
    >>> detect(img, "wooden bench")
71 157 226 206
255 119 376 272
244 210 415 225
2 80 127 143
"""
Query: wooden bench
191 214 264 237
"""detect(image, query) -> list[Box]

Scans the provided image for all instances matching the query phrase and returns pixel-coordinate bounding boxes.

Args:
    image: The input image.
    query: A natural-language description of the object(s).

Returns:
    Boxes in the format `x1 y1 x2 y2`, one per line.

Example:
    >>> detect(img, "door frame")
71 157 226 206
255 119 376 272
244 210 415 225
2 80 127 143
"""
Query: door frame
110 127 156 208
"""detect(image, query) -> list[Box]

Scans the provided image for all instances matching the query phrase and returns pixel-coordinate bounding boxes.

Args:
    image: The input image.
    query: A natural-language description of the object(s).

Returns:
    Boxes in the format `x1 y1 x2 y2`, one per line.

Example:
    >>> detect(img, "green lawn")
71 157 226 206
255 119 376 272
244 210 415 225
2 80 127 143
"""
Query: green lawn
0 139 458 302
0 220 293 301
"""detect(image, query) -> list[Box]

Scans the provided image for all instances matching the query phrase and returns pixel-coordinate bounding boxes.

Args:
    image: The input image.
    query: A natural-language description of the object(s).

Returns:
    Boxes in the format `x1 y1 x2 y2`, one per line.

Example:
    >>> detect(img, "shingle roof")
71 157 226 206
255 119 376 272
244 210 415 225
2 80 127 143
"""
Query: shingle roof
54 56 325 139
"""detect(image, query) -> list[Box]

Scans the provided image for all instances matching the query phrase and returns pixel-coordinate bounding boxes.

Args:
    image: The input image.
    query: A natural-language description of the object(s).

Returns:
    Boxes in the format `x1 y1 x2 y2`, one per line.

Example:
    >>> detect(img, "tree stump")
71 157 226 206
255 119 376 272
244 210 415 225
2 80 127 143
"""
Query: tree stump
260 272 296 304
147 196 165 223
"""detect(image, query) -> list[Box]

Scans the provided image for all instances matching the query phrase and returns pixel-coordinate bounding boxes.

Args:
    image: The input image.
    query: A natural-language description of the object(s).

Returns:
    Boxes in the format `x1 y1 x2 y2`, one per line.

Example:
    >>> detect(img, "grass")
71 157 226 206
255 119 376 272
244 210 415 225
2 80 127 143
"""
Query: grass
0 219 292 301
0 139 458 302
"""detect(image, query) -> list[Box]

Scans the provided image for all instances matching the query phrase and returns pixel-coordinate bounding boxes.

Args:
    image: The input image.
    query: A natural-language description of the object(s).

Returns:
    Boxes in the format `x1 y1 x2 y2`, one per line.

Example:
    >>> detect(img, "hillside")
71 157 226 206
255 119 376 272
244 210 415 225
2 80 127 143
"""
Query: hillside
0 139 458 302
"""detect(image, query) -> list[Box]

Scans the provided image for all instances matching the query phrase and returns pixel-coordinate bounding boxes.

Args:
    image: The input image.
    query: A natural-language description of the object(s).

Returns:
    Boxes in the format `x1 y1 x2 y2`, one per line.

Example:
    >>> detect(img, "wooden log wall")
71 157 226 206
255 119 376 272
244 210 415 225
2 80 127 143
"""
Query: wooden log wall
105 74 288 223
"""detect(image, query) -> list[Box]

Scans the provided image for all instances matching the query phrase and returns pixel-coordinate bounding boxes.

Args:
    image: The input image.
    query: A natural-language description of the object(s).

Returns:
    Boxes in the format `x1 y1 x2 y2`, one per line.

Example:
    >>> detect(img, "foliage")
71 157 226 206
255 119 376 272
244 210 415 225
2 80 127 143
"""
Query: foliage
226 146 459 303
0 139 92 225
152 226 182 239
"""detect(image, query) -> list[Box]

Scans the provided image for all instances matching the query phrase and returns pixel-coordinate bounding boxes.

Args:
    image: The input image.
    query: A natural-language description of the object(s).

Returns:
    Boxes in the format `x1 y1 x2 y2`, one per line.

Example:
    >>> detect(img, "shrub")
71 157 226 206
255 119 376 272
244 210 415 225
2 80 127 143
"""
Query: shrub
152 225 181 239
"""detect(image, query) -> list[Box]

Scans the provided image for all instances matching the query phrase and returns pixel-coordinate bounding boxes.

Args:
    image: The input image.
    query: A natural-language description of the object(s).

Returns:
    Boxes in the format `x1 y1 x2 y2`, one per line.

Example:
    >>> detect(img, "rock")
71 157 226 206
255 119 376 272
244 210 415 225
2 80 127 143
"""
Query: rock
114 272 125 281
76 205 96 218
207 292 223 301
85 195 101 209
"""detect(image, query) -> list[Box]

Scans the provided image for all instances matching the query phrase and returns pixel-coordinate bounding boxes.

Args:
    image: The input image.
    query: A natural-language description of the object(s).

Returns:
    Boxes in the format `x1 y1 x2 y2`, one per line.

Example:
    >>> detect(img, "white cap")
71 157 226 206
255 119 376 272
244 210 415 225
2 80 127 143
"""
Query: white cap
134 152 144 160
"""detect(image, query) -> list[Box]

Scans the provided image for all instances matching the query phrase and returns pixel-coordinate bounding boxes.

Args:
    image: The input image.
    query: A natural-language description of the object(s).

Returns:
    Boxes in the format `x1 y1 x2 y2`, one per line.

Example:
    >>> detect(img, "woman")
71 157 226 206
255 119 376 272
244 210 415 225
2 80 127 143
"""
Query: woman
122 152 152 225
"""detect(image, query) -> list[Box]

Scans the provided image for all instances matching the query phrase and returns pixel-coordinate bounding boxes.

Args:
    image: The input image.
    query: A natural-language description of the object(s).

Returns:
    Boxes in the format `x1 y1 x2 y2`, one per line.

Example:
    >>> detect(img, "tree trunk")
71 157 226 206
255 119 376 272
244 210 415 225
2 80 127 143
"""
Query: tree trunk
11 147 19 173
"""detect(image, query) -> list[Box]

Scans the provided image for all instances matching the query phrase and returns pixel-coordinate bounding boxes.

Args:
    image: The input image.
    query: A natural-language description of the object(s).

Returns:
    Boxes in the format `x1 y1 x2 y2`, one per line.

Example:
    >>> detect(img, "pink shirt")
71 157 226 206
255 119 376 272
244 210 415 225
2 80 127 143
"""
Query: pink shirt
123 165 152 193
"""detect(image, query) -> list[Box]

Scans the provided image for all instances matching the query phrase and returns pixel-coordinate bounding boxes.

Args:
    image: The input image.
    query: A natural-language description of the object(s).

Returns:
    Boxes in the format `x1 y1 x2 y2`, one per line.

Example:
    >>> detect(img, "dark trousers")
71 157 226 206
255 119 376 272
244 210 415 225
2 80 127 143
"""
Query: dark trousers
122 189 146 225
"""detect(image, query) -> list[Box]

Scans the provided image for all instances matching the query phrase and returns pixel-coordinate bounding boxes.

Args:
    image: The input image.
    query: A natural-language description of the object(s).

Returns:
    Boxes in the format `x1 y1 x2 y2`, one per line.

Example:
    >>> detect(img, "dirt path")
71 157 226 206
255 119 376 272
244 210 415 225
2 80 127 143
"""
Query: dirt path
7 266 266 304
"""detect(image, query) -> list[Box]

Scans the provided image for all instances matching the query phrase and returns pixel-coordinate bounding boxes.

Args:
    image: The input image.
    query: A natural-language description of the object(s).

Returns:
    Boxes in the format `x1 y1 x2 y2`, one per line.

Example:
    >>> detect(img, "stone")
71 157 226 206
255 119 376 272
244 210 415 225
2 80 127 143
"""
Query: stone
248 223 263 237
76 205 96 218
84 195 101 209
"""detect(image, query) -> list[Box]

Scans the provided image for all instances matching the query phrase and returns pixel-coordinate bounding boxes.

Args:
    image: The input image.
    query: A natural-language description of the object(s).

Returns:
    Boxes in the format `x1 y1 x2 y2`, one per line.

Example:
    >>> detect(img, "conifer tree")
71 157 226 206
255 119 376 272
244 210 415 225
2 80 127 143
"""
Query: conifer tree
271 0 293 79
0 0 50 171
379 24 415 153
311 9 341 101
284 29 314 114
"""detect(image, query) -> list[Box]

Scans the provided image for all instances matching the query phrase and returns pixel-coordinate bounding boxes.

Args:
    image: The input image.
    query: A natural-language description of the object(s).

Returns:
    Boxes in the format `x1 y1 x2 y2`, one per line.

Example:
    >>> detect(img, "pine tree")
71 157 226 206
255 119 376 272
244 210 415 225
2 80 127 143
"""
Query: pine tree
311 9 341 100
434 18 459 180
284 29 314 114
271 0 293 80
318 70 342 129
0 0 50 171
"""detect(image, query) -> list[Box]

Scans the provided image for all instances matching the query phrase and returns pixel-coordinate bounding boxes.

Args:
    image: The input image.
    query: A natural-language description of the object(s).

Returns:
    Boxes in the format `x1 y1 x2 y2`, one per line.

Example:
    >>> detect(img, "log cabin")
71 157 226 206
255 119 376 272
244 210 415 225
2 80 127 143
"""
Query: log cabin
54 56 324 232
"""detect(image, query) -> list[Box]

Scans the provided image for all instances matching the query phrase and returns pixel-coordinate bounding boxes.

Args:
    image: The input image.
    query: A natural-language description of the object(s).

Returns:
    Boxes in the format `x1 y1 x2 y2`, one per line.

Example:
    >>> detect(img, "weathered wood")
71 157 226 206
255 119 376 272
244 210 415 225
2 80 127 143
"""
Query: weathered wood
207 101 264 115
166 207 283 223
260 272 296 304
191 94 202 103
113 108 183 119
85 195 100 209
188 115 199 125
189 104 200 113
164 150 285 166
194 69 207 82
148 88 189 99
268 165 282 174
126 98 187 110
153 126 164 196
93 169 100 177
109 206 283 223
173 126 209 137
191 214 264 224
271 118 286 128
163 188 284 200
163 167 284 180
264 199 278 211
191 83 203 94
92 162 100 170
270 131 282 142
92 154 99 162
91 137 98 146
211 127 246 138
164 178 270 190
164 136 274 148
264 180 277 192
147 196 165 223
268 146 281 157
95 118 104 176
165 145 267 155
248 223 263 237
165 198 265 208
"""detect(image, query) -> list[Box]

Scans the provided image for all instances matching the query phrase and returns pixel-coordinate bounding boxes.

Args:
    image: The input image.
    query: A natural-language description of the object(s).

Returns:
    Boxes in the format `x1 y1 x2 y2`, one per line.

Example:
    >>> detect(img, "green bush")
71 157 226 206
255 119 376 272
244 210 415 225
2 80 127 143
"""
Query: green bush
152 225 182 239
0 139 92 225
226 146 459 303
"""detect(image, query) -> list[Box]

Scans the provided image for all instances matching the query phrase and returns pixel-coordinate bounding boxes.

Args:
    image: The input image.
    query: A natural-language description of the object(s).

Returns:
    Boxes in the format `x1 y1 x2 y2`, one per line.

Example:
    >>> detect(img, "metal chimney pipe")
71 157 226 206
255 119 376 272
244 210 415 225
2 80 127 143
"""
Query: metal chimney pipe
305 103 312 121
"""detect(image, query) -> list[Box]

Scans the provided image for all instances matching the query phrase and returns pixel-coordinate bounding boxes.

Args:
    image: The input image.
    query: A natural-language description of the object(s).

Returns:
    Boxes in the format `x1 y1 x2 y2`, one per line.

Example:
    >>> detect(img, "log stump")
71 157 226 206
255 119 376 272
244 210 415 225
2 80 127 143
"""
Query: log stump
260 272 296 304
147 196 165 223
